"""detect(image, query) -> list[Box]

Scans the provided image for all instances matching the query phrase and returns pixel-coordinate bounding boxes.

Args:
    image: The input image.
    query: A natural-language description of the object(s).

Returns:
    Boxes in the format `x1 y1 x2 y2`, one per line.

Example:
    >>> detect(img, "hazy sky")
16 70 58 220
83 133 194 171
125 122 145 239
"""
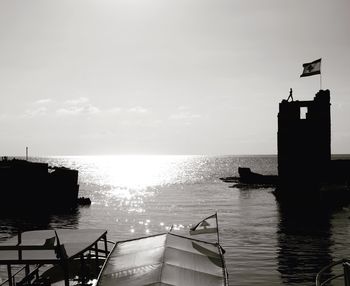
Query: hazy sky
0 0 349 156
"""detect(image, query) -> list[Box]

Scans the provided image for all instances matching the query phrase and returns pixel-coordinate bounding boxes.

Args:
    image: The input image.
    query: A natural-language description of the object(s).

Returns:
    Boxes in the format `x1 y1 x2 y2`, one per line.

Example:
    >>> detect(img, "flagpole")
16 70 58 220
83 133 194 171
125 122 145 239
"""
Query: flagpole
215 212 220 245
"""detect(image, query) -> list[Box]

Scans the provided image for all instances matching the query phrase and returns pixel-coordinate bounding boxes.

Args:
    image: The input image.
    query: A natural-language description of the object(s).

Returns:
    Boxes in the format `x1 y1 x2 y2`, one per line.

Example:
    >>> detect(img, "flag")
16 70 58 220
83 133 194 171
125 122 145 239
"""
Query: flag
300 58 321 77
190 213 218 235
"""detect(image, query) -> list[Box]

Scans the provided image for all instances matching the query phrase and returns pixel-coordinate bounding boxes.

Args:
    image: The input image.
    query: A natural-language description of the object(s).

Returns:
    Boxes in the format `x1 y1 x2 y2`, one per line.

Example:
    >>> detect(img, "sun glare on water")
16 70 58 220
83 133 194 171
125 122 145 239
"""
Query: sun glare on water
51 154 207 217
76 155 195 199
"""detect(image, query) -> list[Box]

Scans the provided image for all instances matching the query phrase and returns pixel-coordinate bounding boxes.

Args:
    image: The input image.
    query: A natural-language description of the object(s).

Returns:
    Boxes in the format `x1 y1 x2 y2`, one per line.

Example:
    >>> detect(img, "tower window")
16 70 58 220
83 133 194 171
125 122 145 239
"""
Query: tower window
300 107 308 119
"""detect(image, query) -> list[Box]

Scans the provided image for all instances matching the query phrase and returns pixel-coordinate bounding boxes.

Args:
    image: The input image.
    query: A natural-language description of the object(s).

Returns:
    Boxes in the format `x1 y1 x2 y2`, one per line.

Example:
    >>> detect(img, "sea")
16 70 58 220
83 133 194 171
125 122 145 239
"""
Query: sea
1 155 350 286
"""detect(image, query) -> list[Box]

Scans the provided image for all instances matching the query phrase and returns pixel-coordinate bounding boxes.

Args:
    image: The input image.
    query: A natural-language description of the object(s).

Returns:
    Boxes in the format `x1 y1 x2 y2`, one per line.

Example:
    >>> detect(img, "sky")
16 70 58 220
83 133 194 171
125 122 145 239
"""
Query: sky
0 0 349 156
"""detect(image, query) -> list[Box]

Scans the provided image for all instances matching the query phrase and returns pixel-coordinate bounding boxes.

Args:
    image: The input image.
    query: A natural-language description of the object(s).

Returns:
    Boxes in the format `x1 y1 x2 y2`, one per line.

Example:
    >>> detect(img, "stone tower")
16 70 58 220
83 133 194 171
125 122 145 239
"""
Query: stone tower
277 90 331 191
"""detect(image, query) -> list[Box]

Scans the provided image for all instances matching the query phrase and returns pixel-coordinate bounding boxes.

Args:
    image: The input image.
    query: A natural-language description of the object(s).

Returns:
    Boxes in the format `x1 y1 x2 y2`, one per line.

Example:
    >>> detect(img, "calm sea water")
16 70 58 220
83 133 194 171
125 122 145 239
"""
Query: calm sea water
1 155 350 286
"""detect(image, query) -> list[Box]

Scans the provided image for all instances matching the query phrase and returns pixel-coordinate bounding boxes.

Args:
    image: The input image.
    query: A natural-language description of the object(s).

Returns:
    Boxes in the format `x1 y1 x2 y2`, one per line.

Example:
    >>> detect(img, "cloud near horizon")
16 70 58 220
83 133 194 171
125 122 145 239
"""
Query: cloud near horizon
64 97 89 106
34 98 53 105
23 106 48 118
169 106 201 121
23 97 152 118
127 106 149 114
56 104 100 116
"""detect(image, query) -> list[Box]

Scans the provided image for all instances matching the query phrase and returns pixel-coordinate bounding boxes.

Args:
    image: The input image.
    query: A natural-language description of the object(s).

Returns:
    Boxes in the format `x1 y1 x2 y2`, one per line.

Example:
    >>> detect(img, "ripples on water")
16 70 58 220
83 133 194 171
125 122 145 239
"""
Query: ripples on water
1 155 350 286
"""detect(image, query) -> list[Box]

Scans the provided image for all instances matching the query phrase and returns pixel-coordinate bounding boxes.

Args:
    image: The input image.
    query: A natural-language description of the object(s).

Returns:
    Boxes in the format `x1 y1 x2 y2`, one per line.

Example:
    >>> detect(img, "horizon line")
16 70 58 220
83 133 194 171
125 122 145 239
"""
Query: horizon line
2 153 350 158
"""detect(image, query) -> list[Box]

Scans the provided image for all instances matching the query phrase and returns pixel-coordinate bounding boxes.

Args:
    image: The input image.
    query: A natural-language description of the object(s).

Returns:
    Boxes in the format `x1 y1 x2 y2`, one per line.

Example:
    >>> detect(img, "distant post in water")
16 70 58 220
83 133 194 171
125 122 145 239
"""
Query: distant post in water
26 147 28 161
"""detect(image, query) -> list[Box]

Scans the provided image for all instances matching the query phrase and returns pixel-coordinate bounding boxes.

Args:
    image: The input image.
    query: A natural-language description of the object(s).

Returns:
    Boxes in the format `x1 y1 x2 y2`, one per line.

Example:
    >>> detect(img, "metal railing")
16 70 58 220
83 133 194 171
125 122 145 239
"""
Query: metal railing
0 265 33 286
316 259 350 286
0 233 115 286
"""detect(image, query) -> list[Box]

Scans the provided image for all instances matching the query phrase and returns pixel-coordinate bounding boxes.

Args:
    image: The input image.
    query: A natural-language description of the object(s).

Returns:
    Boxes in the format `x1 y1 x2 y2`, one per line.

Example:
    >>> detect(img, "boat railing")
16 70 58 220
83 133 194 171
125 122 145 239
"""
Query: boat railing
0 265 39 286
316 259 350 286
0 230 114 286
106 240 115 245
16 265 45 286
0 266 25 286
0 241 114 286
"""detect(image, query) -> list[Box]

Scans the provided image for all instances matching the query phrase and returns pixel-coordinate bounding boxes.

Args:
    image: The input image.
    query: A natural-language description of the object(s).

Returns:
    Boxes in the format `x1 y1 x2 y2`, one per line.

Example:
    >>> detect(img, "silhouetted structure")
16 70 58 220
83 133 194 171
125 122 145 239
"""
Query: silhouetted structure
278 90 331 189
276 89 350 201
237 167 277 185
0 158 79 213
